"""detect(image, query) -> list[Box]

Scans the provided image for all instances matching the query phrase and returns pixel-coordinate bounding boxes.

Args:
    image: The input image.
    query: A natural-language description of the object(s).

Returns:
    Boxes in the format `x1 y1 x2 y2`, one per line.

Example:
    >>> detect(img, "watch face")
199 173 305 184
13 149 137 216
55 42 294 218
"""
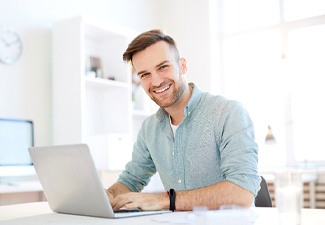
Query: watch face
0 27 23 64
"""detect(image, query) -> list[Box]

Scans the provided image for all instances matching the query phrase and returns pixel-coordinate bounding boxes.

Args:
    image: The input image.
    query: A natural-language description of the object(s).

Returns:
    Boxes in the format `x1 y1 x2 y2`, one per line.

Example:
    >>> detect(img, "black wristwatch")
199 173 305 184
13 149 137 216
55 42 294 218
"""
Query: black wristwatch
168 189 176 211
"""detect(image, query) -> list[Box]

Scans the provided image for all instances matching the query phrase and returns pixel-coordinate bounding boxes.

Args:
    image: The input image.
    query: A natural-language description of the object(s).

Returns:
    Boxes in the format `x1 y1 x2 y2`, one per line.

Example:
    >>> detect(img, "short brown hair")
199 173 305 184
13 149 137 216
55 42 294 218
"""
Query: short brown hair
123 29 180 63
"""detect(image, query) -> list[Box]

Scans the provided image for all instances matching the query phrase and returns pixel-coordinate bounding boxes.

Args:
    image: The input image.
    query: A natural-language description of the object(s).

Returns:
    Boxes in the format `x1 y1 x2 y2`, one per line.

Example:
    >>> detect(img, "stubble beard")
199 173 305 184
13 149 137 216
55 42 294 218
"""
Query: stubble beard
151 79 186 108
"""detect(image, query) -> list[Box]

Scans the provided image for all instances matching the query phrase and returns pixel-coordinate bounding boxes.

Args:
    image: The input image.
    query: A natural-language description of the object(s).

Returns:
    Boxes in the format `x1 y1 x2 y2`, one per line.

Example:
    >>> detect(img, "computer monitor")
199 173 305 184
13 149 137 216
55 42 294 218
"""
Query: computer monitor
0 118 35 177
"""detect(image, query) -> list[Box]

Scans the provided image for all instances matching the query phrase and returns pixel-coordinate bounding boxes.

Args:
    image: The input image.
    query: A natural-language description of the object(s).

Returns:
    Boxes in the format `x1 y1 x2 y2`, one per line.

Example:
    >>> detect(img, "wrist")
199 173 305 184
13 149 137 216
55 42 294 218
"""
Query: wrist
160 191 170 210
167 189 176 211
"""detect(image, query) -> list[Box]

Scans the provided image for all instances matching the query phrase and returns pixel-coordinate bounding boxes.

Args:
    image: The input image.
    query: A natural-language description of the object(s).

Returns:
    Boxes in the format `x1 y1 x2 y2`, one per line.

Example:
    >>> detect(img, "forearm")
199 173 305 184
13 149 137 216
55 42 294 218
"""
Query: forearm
107 181 253 211
107 182 132 197
175 181 254 211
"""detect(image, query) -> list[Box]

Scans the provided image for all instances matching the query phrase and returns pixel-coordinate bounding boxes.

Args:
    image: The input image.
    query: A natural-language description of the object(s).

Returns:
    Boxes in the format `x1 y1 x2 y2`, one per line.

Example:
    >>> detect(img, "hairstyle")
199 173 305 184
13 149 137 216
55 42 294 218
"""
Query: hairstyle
123 29 180 63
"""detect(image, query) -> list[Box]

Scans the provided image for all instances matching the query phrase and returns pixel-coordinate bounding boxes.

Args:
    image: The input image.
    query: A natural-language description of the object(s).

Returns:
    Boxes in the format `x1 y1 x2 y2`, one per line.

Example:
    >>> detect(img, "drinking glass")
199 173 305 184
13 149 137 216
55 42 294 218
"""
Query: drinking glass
275 170 303 225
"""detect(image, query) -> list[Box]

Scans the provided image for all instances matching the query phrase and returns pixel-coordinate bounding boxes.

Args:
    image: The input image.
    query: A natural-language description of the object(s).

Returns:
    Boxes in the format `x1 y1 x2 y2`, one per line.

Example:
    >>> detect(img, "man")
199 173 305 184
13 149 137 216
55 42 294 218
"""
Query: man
107 29 261 211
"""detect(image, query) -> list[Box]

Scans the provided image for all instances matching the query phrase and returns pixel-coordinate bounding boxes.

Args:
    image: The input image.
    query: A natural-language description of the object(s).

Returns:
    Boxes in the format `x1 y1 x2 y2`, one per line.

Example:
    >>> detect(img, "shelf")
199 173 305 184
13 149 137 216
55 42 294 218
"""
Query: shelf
85 76 129 90
82 17 136 41
53 17 153 171
0 181 43 194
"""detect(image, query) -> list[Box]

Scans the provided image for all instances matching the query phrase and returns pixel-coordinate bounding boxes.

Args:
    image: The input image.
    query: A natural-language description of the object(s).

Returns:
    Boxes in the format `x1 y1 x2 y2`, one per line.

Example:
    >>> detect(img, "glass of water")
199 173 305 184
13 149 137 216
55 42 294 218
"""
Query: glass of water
275 169 303 225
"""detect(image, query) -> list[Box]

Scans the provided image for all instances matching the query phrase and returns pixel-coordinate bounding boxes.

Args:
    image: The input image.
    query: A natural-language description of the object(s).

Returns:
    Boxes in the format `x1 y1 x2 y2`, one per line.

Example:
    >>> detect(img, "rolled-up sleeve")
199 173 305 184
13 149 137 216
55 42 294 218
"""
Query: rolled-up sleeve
218 101 261 196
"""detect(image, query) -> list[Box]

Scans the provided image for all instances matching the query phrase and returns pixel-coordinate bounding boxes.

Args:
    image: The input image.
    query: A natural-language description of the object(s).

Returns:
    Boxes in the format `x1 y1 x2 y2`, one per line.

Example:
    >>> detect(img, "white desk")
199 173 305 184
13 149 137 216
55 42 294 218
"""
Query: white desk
0 202 324 225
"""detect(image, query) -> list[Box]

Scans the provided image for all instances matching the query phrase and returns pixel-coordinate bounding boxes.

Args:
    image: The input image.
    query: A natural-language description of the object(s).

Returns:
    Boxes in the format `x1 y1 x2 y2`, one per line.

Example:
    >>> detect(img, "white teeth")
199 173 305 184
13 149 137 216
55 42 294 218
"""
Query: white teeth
155 85 169 93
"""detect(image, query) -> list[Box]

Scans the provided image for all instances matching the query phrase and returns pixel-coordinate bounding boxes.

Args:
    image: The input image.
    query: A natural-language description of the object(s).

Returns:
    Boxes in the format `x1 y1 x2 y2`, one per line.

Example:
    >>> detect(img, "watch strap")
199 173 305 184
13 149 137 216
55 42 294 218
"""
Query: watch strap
168 188 176 211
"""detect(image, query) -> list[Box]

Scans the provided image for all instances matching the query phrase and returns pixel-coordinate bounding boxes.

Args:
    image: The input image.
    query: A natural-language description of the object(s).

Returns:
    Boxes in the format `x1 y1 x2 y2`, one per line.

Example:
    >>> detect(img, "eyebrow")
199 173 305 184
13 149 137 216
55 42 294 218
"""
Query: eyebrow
137 60 170 76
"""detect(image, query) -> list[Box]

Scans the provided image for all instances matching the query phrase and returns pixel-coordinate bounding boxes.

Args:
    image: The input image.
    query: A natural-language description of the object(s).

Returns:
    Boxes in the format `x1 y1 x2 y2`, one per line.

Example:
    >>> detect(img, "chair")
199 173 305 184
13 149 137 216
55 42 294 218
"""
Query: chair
255 176 272 207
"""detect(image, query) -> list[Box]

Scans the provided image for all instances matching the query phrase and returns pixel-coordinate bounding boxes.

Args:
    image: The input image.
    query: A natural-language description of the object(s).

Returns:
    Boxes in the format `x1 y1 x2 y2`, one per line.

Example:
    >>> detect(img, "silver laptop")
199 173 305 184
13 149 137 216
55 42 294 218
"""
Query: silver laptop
29 144 170 218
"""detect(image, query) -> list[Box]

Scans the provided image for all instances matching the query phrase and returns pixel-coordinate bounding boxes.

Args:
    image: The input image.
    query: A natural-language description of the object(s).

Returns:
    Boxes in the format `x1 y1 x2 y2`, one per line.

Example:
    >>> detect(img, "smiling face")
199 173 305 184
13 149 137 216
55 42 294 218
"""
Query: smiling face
132 41 188 109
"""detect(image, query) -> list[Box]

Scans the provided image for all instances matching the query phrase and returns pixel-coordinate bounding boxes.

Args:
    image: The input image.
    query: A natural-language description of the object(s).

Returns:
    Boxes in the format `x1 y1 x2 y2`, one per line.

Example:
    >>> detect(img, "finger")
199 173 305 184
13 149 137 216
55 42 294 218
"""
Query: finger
111 194 133 210
124 202 140 210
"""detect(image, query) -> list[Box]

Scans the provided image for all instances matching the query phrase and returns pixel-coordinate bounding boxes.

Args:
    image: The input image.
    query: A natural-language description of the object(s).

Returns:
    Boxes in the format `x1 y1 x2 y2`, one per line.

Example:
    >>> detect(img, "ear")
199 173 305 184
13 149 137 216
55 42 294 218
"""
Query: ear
179 57 187 74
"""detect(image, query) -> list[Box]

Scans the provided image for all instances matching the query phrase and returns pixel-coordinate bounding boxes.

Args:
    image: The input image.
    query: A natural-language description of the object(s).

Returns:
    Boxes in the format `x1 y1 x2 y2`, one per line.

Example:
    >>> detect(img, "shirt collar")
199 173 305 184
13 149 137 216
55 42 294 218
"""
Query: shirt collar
156 82 201 121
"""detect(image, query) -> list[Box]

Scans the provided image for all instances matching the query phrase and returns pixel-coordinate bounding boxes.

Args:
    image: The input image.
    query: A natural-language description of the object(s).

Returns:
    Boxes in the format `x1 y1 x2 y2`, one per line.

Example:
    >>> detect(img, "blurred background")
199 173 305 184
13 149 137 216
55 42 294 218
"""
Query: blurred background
0 0 325 208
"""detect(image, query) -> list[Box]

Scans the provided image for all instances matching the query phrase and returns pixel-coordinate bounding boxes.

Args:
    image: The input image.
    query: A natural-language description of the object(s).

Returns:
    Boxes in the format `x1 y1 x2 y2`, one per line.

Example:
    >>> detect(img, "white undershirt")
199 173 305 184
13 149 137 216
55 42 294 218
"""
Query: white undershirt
169 116 179 138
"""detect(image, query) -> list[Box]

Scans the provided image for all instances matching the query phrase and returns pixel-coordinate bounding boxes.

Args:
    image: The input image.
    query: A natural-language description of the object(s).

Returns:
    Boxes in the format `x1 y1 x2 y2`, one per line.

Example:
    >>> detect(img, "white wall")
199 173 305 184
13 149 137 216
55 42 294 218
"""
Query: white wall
0 2 52 146
153 0 221 94
0 0 162 146
0 0 217 146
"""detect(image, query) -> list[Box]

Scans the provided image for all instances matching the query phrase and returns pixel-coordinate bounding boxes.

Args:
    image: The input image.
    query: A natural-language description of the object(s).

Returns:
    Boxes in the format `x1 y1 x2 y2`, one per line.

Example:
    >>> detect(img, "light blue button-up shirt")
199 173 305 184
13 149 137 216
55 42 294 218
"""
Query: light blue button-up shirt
118 83 261 196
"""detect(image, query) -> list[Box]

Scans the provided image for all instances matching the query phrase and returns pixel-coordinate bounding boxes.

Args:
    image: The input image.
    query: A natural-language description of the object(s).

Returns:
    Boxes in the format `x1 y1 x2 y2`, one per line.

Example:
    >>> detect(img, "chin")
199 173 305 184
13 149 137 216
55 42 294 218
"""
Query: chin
155 99 175 108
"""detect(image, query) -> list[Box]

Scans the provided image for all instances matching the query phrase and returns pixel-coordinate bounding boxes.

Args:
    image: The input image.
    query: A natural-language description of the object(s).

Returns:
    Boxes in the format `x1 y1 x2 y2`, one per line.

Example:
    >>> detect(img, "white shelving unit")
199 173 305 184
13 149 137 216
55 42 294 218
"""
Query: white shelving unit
52 16 155 171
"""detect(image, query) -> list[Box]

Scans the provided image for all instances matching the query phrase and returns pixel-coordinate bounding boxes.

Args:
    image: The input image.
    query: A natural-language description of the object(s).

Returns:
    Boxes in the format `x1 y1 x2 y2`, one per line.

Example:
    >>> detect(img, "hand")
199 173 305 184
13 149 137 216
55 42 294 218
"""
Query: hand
106 189 114 202
110 192 169 211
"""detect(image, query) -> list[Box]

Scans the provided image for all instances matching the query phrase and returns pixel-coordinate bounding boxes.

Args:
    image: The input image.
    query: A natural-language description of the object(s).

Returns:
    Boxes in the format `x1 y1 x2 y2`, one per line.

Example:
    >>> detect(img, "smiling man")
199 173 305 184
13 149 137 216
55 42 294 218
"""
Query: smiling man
106 29 261 211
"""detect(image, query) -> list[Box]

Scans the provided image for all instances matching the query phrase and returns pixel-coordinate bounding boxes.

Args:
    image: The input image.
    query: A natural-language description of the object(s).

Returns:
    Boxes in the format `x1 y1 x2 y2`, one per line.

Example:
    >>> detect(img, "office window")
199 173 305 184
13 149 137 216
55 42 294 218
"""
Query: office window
219 0 325 167
284 0 325 21
222 0 280 33
287 24 325 162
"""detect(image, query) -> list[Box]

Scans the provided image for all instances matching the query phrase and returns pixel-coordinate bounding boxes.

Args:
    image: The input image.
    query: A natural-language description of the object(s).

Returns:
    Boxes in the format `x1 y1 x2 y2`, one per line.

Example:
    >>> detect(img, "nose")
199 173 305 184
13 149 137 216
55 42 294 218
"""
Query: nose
151 71 164 87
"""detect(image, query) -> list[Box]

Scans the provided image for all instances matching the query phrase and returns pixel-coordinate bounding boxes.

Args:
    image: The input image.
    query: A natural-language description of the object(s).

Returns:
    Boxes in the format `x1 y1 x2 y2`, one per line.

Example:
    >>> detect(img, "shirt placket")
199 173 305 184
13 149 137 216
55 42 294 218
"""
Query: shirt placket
173 123 185 190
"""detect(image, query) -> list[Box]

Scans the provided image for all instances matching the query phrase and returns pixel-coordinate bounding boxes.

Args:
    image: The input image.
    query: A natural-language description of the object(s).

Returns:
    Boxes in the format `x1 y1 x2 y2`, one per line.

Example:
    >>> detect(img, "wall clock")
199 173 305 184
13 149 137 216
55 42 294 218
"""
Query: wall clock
0 27 23 65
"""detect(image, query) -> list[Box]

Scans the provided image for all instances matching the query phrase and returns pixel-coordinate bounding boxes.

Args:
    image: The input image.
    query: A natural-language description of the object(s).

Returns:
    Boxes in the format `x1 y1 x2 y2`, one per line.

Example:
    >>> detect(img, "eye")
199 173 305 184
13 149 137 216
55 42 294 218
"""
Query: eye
158 64 169 70
139 73 150 79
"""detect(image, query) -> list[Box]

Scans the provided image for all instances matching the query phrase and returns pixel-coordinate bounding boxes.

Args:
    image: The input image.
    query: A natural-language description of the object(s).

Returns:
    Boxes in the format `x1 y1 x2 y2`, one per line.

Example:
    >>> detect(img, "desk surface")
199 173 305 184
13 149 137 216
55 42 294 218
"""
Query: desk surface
0 202 324 225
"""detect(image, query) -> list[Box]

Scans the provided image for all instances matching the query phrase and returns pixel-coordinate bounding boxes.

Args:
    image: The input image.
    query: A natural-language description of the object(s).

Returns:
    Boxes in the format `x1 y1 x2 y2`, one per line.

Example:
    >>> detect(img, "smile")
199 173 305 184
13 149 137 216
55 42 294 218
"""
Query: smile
154 84 171 93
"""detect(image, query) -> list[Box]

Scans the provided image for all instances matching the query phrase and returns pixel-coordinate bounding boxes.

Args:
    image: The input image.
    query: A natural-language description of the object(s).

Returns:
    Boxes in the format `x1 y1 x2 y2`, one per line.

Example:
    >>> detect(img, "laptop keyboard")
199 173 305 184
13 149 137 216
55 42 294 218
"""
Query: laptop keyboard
114 208 141 213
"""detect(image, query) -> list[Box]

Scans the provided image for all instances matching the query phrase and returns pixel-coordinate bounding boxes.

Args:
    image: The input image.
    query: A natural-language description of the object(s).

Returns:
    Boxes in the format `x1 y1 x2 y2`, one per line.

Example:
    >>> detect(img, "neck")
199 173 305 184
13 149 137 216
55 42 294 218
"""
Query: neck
166 83 193 126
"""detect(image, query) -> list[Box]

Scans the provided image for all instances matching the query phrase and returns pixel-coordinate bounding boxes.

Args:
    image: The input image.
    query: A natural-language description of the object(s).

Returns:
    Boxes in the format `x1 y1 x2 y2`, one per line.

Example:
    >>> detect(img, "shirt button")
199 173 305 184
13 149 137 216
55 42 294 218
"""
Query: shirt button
178 179 182 183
